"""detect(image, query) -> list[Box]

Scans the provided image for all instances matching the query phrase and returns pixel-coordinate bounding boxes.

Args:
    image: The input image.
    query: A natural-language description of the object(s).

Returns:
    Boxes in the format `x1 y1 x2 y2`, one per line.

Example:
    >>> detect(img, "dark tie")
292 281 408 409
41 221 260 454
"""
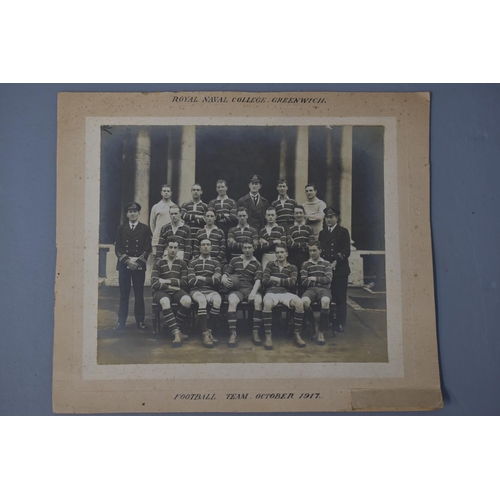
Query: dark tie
252 196 258 205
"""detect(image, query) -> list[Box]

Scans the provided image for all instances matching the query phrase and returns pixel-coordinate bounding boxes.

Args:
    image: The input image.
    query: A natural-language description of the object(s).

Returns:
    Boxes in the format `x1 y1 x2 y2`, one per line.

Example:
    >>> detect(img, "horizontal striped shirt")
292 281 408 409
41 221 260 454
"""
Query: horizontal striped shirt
227 225 259 255
208 197 237 227
287 224 315 252
151 258 188 292
193 227 226 262
156 223 192 260
271 197 298 228
262 261 298 294
224 256 262 288
259 225 287 254
181 200 208 231
188 257 222 291
300 258 333 289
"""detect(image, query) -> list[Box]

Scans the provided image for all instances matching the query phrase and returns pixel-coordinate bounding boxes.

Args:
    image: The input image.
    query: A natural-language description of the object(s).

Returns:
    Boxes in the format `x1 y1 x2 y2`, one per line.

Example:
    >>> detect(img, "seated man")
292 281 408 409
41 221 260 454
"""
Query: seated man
221 238 263 347
151 240 192 347
261 244 305 350
300 241 333 346
188 239 222 348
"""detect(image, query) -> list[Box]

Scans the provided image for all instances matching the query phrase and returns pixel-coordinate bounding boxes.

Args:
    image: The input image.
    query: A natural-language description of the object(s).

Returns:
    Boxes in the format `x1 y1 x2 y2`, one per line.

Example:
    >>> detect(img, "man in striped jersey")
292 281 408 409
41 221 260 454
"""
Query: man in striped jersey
192 208 226 265
155 205 192 263
259 207 287 272
208 179 237 238
181 183 208 253
221 238 263 347
227 207 259 260
271 179 297 233
151 240 192 347
262 244 305 349
188 239 222 348
300 241 333 346
287 205 315 294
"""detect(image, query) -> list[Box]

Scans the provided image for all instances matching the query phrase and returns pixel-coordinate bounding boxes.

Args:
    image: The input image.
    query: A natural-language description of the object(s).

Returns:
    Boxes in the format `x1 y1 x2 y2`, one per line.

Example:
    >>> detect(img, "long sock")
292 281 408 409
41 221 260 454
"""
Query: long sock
253 310 263 331
176 305 190 327
305 308 315 327
162 308 177 333
208 307 220 330
227 311 237 331
293 310 304 334
198 309 208 332
262 311 273 335
319 309 330 331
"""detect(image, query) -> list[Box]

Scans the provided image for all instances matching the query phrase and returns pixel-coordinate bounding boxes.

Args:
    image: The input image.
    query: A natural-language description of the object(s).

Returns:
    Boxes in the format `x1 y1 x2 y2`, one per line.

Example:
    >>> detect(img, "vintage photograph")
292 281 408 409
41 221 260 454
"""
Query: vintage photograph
53 92 441 413
97 124 387 365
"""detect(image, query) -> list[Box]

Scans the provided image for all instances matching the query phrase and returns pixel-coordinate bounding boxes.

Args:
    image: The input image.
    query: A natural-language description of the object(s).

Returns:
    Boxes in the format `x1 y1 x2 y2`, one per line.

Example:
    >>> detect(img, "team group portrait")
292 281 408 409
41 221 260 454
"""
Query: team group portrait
97 124 388 364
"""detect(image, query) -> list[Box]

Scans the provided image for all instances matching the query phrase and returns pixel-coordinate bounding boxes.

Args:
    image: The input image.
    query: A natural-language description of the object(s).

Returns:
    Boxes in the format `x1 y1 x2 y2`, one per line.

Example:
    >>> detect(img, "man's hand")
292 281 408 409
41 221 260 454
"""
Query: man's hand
259 238 267 246
308 276 317 282
273 239 281 245
159 278 171 284
127 260 139 270
270 276 280 283
249 292 256 302
222 275 232 287
196 276 207 283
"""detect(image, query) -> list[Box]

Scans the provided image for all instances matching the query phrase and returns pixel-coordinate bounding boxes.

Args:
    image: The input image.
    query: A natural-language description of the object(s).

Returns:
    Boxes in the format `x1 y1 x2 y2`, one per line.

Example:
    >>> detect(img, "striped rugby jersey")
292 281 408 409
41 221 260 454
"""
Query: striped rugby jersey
300 258 333 289
188 257 222 291
151 258 189 292
193 227 226 262
208 197 237 226
181 200 208 231
262 261 298 294
271 197 298 228
287 224 315 252
156 222 192 260
259 225 287 254
224 255 262 288
227 225 259 255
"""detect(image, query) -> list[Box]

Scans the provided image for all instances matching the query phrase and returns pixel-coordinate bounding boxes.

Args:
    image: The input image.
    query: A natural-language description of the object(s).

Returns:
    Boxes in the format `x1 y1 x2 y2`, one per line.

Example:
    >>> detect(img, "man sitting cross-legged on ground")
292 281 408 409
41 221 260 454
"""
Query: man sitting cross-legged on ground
151 240 192 347
221 238 263 347
261 244 306 350
188 239 222 349
300 241 333 346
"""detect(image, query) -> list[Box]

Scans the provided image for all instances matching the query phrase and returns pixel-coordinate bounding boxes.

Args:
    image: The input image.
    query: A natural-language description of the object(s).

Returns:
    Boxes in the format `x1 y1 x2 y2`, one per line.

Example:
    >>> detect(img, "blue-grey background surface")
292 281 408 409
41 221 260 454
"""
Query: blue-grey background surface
1 83 499 415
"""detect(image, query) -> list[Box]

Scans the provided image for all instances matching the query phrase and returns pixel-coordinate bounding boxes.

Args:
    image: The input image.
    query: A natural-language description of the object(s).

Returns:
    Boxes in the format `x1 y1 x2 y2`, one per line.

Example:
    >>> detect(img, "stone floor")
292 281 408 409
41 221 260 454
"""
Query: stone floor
97 286 388 365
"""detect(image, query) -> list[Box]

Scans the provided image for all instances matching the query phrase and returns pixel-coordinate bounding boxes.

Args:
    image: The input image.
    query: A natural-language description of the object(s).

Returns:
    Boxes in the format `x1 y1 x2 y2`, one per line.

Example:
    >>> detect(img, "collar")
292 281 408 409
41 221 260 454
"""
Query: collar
237 224 250 230
216 195 228 201
308 257 326 263
328 224 337 231
276 196 290 201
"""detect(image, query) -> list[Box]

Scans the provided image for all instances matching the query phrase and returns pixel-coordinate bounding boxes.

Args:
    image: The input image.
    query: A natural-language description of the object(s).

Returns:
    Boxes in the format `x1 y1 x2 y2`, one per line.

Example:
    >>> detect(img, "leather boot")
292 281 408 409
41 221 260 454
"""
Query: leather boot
252 330 262 345
172 330 183 347
294 332 306 348
228 330 238 347
264 334 273 350
316 331 325 346
208 330 218 344
202 331 214 348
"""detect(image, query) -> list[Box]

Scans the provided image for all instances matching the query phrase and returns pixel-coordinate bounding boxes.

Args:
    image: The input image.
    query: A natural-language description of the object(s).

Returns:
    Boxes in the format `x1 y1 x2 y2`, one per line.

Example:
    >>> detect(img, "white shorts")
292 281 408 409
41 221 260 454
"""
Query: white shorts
264 292 299 309
190 289 221 305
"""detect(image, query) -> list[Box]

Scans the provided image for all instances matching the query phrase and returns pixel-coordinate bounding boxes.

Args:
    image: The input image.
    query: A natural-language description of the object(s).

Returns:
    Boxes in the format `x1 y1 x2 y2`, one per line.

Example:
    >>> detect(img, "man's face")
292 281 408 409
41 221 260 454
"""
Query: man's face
161 187 172 201
170 208 180 223
204 211 216 226
249 181 261 194
277 182 288 196
166 243 179 259
265 210 276 224
216 182 227 196
200 240 212 257
127 209 139 222
237 211 248 225
275 247 287 263
325 214 338 227
294 208 305 223
308 245 320 260
192 185 202 201
242 242 254 258
305 186 317 201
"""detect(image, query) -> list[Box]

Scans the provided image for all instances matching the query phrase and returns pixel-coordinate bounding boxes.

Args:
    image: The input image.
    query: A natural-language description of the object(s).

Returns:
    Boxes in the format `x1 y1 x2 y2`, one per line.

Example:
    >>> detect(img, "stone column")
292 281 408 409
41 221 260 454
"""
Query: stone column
178 125 196 204
134 129 151 225
166 130 174 186
279 130 287 180
339 125 353 235
294 126 309 204
325 127 335 207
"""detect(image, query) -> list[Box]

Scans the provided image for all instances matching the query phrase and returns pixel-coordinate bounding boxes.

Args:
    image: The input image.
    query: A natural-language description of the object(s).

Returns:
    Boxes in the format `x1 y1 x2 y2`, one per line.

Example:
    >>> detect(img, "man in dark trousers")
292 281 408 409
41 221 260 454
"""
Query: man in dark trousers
114 201 152 331
318 207 351 333
237 174 269 232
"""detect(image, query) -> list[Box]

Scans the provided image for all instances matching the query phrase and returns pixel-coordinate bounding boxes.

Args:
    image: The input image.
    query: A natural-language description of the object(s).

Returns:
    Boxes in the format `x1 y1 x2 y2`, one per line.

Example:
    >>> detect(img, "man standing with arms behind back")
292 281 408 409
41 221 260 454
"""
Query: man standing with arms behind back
114 202 152 331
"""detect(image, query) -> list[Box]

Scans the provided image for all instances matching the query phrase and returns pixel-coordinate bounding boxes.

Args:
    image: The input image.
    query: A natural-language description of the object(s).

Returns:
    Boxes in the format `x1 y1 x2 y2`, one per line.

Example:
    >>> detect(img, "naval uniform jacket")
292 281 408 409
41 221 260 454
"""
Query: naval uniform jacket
237 193 269 232
115 222 152 271
318 225 351 276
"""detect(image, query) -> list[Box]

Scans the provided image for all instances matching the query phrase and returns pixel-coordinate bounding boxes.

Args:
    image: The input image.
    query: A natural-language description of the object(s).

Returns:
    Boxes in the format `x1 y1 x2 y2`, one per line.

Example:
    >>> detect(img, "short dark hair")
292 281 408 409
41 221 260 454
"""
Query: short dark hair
205 208 216 216
308 240 321 250
277 179 288 186
161 184 172 190
241 237 254 247
294 205 305 214
216 179 228 187
169 204 180 212
305 183 317 191
237 207 248 215
266 207 277 213
274 244 288 253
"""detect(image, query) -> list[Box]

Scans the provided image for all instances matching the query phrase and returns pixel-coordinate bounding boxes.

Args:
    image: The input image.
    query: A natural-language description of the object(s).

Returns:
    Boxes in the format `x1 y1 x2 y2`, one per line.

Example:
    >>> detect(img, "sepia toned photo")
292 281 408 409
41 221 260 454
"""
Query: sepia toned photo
54 92 442 413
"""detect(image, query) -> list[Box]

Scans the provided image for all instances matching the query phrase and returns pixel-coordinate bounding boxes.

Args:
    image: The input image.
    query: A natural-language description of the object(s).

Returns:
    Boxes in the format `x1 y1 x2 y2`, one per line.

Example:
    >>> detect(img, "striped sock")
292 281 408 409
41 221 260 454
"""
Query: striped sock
293 310 304 333
319 309 330 330
227 311 237 331
253 310 263 330
305 308 315 326
162 308 177 333
208 307 220 330
263 311 273 335
176 305 190 327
